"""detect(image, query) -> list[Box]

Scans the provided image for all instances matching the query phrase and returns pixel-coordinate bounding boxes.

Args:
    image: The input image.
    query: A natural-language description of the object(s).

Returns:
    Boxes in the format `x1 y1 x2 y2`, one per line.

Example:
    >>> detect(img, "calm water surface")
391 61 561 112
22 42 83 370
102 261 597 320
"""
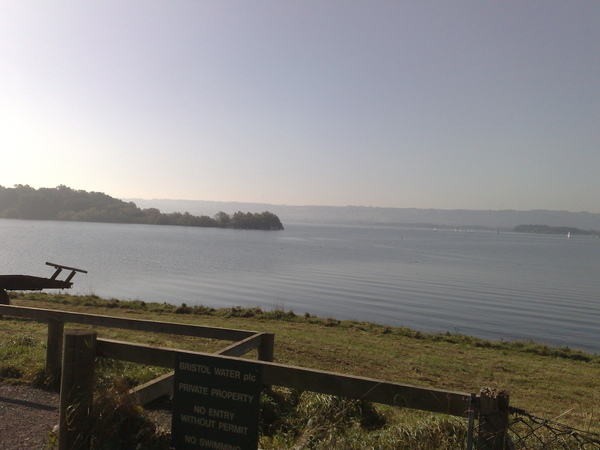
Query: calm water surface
0 219 598 353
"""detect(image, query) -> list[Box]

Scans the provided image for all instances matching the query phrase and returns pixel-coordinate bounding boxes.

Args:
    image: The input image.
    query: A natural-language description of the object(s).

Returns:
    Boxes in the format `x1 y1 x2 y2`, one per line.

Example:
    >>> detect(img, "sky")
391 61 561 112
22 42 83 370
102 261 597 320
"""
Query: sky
1 1 599 212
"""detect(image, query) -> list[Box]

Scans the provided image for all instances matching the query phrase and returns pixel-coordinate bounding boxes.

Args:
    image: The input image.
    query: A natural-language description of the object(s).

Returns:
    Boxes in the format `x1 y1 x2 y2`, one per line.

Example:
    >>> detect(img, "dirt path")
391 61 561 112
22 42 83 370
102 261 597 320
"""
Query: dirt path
0 383 59 449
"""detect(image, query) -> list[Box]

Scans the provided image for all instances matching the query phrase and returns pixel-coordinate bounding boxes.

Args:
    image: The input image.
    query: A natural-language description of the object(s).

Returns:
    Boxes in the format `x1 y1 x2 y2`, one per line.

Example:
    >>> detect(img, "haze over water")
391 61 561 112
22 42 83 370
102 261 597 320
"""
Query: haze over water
1 219 598 354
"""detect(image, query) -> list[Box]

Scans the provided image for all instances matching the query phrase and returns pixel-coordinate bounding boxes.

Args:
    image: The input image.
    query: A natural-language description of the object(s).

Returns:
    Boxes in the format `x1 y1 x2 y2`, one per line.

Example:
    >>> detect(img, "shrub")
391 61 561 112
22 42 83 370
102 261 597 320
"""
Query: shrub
174 303 192 314
48 379 171 449
259 388 387 448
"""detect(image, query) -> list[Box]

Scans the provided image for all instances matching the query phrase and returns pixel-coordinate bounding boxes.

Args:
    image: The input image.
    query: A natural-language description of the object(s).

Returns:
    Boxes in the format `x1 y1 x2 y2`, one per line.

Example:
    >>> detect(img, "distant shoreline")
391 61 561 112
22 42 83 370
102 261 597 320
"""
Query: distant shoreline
126 198 600 230
513 224 600 236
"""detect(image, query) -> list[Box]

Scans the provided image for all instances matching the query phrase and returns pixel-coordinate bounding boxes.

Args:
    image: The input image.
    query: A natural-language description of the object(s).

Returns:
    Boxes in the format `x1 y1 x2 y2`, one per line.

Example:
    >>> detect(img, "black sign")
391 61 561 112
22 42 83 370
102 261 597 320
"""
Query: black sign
172 353 263 450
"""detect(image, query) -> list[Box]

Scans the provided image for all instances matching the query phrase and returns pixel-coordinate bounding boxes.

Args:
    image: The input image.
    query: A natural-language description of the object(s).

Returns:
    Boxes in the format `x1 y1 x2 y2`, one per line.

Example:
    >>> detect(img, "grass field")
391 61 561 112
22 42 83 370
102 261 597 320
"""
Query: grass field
1 292 598 448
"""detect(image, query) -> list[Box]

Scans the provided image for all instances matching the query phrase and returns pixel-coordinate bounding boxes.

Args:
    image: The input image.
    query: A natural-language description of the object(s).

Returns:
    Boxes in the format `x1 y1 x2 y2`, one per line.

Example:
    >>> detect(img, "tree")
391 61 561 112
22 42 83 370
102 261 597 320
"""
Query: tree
214 211 232 228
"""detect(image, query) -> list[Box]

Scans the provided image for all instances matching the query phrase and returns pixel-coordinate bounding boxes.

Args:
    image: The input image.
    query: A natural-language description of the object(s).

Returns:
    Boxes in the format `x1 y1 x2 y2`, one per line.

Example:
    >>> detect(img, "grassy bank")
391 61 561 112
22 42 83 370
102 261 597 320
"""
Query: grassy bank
1 292 598 447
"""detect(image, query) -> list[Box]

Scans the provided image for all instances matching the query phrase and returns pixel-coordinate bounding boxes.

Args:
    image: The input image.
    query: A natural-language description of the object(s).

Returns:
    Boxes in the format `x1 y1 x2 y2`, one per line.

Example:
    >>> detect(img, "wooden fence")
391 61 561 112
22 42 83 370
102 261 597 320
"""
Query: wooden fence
0 304 510 449
0 303 273 399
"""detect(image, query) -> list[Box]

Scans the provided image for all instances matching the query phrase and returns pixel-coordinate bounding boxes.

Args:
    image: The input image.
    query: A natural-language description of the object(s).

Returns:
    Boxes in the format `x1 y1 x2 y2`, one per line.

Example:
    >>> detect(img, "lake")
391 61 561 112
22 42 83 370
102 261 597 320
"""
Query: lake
0 219 598 354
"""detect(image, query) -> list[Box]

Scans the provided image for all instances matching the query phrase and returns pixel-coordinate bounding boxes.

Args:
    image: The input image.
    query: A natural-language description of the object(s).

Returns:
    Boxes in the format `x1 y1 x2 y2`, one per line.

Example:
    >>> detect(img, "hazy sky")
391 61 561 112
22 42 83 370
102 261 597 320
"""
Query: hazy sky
1 2 599 212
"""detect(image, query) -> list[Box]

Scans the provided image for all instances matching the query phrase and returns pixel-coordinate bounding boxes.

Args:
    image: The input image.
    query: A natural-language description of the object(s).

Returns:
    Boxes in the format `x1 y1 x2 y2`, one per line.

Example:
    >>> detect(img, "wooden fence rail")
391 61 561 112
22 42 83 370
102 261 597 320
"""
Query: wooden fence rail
0 304 256 340
0 303 267 386
97 338 473 417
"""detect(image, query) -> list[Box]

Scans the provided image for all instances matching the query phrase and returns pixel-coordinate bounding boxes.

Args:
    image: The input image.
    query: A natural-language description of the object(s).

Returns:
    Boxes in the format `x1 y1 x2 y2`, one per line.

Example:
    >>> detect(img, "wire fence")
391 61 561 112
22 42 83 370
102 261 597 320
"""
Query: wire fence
468 403 599 449
506 407 600 449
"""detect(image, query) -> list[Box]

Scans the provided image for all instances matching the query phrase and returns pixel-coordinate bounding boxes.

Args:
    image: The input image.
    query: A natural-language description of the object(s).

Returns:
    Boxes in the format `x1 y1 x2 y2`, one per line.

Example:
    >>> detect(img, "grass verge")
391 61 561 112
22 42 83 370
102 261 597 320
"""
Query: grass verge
1 292 598 447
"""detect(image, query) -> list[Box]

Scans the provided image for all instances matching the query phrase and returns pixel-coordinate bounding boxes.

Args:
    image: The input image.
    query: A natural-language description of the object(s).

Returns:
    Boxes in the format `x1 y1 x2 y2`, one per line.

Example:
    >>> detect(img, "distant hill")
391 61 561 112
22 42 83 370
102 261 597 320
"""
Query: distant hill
0 185 283 230
126 198 600 230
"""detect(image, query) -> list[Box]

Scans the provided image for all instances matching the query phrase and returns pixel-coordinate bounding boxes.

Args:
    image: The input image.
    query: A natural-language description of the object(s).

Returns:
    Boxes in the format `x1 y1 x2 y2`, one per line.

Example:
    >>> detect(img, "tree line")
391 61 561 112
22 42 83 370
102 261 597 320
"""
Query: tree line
0 185 284 230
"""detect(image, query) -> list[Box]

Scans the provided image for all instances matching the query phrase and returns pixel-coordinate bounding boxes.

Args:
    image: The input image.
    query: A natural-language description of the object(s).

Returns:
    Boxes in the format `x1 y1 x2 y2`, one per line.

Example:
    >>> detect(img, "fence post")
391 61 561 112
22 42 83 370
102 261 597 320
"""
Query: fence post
466 392 477 450
58 329 97 450
258 332 275 362
0 289 8 306
478 387 510 449
46 319 64 386
258 332 274 391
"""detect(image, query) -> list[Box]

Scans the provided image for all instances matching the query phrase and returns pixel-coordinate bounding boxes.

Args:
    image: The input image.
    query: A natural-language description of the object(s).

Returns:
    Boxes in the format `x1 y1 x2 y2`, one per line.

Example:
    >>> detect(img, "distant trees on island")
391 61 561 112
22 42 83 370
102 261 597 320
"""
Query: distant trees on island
513 224 599 236
0 185 284 230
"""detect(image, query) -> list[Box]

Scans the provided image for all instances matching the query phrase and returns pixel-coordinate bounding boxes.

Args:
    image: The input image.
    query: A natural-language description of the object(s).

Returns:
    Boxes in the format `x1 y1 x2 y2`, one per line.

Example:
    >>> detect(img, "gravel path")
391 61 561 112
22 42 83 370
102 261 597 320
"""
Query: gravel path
0 383 173 449
0 383 59 449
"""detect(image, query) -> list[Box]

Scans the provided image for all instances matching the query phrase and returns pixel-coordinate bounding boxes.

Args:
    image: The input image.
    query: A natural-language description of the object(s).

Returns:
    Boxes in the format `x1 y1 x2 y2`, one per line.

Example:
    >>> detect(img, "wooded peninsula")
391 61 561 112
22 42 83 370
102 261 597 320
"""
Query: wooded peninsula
0 185 284 230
